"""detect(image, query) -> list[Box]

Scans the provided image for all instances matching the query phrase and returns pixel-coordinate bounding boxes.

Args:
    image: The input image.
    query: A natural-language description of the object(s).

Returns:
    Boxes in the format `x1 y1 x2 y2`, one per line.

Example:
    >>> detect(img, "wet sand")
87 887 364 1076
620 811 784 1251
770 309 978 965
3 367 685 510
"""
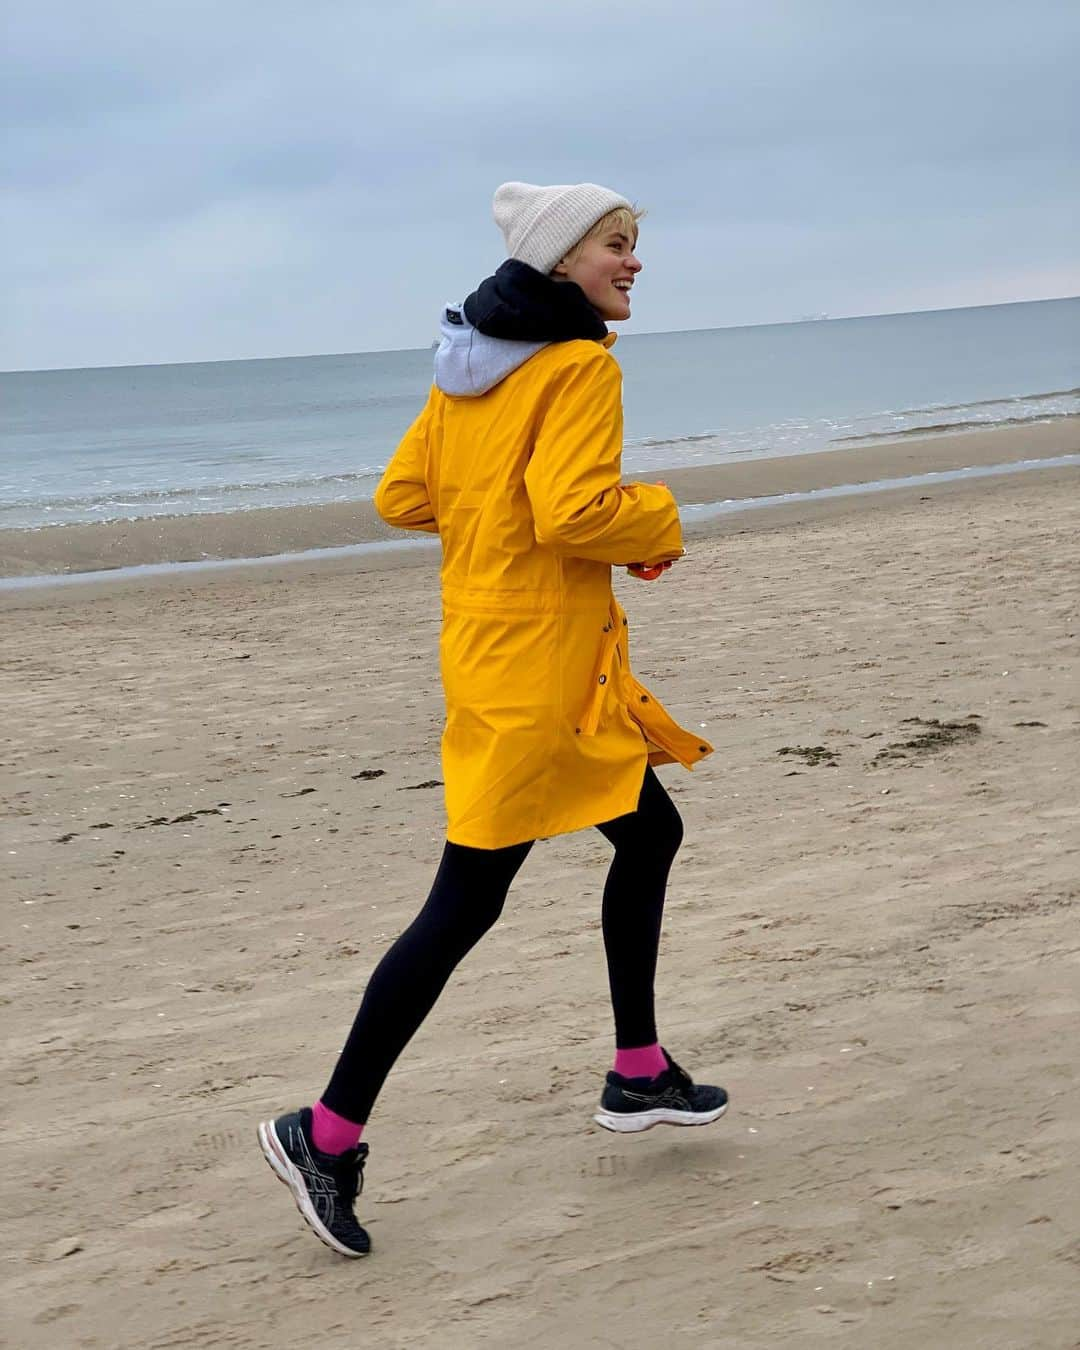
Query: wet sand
2 417 1076 577
3 449 1079 1347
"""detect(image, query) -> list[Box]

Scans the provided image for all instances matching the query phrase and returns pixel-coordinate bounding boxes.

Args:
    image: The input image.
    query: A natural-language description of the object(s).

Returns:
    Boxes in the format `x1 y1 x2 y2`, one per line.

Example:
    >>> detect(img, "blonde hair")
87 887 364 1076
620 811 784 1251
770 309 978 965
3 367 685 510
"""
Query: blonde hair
562 205 645 264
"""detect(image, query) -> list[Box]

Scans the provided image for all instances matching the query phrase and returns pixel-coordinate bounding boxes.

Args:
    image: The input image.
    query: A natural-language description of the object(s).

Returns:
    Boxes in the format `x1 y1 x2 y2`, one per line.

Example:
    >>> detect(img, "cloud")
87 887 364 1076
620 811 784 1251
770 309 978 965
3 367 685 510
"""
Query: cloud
3 0 1078 367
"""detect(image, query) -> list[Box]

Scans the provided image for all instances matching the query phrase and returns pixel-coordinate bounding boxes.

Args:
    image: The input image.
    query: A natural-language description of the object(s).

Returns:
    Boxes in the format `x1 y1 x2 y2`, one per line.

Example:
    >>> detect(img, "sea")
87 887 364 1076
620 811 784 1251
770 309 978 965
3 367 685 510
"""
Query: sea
1 297 1076 533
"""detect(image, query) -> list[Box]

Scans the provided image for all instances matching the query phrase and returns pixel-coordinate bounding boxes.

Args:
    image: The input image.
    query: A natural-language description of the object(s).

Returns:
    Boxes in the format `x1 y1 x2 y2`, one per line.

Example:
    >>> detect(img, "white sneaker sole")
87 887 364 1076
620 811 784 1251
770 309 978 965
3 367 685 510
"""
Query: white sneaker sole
257 1120 369 1259
593 1103 728 1133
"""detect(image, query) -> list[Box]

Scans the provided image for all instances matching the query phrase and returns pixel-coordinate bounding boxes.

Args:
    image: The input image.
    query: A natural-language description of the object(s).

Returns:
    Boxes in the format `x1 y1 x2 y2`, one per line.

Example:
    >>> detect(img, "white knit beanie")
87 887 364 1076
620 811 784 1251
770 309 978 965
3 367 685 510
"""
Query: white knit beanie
493 181 632 275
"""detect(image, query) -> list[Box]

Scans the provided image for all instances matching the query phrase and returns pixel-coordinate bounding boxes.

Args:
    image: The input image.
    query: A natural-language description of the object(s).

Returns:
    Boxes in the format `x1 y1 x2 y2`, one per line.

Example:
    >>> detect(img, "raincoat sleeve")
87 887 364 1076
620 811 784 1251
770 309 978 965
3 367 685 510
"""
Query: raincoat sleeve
373 391 439 533
524 350 683 565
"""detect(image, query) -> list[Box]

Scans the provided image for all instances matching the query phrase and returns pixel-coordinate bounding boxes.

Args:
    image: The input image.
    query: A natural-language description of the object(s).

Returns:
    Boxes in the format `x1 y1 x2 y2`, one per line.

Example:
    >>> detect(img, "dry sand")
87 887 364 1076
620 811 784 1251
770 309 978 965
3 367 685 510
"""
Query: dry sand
3 459 1079 1348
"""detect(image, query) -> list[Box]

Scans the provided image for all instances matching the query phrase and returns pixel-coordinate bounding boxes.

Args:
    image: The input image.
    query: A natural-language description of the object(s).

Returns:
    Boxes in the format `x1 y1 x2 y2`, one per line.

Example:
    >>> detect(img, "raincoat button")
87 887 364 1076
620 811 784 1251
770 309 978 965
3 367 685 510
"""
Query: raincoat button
575 727 581 734
699 745 708 753
640 694 649 703
622 617 628 626
598 674 607 685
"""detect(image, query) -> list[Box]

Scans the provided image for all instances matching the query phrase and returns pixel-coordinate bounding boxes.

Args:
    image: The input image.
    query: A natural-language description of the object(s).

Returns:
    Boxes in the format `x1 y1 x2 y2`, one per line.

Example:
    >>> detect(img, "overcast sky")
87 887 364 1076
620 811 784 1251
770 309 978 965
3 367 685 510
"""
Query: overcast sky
4 0 1078 370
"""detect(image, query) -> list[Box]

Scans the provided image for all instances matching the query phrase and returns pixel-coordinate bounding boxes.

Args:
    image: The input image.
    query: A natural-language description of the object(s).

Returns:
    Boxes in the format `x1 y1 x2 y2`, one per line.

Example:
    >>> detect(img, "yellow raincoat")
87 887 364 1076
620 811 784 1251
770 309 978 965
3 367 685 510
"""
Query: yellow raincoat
374 334 713 849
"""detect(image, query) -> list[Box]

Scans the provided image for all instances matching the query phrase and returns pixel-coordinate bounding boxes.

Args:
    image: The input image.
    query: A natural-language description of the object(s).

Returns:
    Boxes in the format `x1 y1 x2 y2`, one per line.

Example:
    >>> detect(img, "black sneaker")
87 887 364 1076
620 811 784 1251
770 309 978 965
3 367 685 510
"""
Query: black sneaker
257 1107 371 1257
594 1050 729 1133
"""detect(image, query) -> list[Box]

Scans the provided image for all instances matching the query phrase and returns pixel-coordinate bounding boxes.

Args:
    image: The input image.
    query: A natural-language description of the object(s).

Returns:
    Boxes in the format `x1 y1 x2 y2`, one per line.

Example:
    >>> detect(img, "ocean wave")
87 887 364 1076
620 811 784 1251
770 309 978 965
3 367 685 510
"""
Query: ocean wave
627 389 1079 459
881 387 1079 418
627 432 719 448
8 466 385 513
831 410 1079 444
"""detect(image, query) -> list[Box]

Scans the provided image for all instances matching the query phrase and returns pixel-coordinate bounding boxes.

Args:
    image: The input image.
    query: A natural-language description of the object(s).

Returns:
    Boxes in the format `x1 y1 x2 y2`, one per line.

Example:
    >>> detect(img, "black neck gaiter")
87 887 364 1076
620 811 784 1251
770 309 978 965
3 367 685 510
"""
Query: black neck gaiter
463 260 608 343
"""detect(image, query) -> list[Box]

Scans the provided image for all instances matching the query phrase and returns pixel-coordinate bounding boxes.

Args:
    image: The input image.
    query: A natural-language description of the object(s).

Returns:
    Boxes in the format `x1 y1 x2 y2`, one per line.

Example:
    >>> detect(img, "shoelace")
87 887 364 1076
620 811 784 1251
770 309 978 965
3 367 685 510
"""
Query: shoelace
330 1142 369 1208
663 1057 694 1091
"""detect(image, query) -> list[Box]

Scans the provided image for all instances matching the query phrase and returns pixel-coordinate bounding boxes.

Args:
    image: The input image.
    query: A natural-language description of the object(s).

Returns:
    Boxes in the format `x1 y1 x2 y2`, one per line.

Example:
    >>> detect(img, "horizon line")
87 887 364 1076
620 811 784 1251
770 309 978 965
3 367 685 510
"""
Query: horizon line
4 293 1077 377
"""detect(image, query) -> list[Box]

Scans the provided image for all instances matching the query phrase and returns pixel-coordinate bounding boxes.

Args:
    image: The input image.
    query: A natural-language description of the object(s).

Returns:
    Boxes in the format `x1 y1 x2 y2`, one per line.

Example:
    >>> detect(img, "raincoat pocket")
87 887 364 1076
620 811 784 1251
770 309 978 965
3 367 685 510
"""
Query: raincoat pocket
577 615 623 737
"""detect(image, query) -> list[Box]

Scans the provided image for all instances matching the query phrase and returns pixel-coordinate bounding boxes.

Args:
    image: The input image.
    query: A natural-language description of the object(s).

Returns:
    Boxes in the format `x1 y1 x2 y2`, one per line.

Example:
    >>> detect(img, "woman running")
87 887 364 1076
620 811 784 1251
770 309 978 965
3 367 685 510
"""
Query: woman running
259 180 726 1258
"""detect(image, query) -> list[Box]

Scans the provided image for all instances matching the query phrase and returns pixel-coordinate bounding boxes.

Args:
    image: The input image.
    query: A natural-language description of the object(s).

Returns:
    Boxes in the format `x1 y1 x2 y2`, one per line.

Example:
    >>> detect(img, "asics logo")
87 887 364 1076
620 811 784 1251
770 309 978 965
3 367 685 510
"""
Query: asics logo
621 1088 689 1109
293 1127 338 1222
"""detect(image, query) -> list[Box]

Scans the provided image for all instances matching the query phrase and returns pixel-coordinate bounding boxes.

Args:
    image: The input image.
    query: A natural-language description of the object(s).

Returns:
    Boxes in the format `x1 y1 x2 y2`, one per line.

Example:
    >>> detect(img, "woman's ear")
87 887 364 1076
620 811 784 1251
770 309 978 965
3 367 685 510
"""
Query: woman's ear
550 257 570 278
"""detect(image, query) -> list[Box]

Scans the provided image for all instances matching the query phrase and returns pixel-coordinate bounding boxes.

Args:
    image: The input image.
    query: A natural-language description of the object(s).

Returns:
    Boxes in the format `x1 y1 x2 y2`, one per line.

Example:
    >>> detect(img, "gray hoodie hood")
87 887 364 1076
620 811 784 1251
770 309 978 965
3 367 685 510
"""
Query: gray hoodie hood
433 303 549 398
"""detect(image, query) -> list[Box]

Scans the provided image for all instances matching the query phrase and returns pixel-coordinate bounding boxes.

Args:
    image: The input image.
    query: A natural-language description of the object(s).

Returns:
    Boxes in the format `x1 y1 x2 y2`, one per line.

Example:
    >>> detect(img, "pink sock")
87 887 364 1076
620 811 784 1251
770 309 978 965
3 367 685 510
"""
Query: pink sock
311 1100 364 1154
614 1042 667 1080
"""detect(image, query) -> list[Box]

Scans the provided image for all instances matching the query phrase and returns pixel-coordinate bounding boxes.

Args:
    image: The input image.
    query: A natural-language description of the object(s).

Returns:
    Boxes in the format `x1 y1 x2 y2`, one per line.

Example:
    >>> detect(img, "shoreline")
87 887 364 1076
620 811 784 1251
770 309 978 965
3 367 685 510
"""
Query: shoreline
3 460 1078 603
4 464 1076 610
1 418 1076 581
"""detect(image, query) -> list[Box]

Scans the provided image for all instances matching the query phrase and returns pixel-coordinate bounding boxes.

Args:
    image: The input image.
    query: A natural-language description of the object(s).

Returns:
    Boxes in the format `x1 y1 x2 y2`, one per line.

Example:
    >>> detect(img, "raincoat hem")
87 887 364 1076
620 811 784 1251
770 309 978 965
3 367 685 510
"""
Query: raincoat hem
444 757 650 851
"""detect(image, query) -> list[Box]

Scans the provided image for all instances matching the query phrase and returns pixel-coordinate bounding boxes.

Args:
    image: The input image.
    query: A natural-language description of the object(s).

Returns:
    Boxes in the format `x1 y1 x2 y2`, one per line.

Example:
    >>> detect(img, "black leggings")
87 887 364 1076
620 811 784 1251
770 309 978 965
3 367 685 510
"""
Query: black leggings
321 766 683 1124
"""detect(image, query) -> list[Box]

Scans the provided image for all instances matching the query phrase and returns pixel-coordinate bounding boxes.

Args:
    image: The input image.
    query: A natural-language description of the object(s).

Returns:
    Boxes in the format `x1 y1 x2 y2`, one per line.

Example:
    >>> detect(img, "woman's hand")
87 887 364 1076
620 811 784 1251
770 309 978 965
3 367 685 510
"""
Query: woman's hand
627 560 674 581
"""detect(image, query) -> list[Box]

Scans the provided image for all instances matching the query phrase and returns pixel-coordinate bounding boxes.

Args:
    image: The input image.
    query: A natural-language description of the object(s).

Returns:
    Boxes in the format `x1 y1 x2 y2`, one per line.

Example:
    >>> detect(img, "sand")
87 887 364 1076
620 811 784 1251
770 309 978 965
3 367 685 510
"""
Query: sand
3 458 1079 1347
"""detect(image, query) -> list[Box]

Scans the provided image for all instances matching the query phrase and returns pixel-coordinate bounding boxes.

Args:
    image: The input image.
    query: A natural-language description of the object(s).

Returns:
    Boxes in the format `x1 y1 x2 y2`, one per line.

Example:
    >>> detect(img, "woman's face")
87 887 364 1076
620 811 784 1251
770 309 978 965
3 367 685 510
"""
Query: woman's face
553 227 642 321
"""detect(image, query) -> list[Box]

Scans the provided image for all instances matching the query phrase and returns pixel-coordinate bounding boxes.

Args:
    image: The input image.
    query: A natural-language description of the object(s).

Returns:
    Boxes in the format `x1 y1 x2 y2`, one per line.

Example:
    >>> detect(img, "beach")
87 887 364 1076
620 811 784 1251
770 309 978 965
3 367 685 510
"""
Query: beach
3 442 1079 1347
